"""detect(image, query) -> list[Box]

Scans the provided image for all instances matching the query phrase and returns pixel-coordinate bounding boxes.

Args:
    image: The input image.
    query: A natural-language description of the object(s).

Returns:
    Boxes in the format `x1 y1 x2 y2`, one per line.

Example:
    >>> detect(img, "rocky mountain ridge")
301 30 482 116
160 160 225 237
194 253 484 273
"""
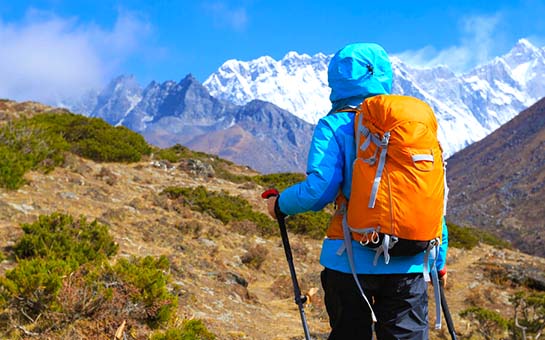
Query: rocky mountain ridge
85 75 314 173
60 39 545 173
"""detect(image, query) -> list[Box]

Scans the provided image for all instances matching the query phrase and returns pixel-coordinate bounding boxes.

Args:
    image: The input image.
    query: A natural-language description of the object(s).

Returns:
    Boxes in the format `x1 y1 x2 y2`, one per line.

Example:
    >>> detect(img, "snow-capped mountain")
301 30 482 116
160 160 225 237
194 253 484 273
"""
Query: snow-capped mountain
60 39 545 173
203 52 331 124
204 39 545 157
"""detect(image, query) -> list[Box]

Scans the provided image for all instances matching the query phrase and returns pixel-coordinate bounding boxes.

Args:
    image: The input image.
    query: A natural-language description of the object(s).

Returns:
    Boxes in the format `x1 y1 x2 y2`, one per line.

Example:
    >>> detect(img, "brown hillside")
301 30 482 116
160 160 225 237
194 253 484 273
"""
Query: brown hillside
1 100 545 339
0 99 68 124
446 97 545 257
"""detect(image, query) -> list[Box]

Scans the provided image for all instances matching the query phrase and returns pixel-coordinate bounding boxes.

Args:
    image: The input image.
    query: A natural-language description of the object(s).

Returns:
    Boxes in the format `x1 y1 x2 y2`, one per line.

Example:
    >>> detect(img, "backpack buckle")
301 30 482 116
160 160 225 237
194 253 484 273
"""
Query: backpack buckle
380 131 390 147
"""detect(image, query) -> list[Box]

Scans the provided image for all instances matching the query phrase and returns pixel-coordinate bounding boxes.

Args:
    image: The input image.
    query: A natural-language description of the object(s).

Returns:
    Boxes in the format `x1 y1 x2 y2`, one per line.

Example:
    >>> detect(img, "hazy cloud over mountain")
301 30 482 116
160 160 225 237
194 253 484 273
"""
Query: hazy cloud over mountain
0 9 151 104
395 13 503 72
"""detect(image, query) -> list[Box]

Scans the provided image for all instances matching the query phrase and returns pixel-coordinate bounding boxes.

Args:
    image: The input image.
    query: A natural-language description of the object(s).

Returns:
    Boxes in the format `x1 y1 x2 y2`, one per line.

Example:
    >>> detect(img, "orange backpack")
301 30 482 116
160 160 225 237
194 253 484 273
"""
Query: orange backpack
344 94 446 260
327 95 448 328
330 95 448 325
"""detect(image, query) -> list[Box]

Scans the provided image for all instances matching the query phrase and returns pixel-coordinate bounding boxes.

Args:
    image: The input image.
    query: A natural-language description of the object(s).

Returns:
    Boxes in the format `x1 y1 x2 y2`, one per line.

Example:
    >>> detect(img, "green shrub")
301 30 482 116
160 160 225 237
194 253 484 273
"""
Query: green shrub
0 112 152 189
155 147 182 163
0 258 77 318
29 113 151 162
150 319 216 340
112 255 178 328
447 221 511 250
154 144 211 163
0 213 180 337
510 291 545 338
13 213 118 265
252 172 306 192
286 210 331 239
0 145 28 189
1 213 118 320
213 166 252 183
461 306 511 339
0 121 67 189
446 222 480 249
479 230 511 249
162 186 276 235
156 144 252 183
162 185 331 239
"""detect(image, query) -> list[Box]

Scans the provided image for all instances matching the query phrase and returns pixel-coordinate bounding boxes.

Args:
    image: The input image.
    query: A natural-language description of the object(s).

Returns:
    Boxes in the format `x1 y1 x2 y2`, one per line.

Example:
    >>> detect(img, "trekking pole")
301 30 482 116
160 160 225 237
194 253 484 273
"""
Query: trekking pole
439 277 458 340
262 189 312 340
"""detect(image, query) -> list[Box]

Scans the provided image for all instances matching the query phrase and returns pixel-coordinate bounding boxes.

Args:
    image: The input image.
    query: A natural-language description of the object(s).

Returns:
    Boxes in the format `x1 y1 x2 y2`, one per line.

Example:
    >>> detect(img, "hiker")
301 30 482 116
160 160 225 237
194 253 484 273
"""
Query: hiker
266 42 448 339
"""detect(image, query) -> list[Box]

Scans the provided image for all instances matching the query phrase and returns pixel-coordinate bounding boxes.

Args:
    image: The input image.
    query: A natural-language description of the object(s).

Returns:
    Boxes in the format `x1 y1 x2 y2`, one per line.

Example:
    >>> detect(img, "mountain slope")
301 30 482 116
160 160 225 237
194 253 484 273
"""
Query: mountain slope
132 76 313 173
446 97 545 256
186 100 313 173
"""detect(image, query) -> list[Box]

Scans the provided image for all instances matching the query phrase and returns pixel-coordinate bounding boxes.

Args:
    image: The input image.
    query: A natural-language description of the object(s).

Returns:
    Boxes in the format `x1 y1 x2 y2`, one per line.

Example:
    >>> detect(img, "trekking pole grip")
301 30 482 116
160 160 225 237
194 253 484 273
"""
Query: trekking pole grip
261 188 280 199
262 188 287 222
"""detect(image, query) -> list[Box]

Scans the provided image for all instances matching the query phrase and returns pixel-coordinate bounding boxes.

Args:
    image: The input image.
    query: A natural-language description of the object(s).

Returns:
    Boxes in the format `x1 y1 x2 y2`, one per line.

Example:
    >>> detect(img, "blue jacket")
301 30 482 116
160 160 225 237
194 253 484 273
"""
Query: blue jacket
277 43 448 274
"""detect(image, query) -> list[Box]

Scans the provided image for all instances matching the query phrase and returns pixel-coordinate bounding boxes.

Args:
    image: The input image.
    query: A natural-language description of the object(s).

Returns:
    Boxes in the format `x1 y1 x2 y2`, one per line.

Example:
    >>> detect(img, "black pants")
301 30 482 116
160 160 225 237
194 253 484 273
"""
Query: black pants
321 268 428 340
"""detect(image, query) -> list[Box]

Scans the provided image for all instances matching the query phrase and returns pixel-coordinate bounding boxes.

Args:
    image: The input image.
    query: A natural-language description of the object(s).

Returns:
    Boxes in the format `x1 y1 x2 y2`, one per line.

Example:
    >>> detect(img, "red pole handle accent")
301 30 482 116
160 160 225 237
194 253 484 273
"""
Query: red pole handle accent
261 188 279 199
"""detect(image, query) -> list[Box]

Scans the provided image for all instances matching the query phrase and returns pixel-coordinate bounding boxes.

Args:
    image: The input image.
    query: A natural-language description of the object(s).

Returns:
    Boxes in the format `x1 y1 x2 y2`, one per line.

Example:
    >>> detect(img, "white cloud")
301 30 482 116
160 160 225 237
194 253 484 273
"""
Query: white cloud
203 2 248 31
394 14 502 72
0 9 151 104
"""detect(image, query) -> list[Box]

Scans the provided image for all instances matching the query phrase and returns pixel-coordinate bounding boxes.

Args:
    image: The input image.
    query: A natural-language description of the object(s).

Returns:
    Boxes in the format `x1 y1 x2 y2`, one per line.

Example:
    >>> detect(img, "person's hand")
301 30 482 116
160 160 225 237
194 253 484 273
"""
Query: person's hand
266 196 278 219
438 267 447 288
440 272 447 288
428 268 447 287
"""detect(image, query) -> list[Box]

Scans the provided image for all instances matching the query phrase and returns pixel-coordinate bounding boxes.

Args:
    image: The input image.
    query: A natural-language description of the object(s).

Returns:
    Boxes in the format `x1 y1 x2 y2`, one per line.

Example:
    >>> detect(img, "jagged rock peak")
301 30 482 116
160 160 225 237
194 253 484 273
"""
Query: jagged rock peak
282 51 312 60
178 73 202 87
504 38 543 65
102 74 141 92
512 38 539 52
178 74 216 101
179 73 201 85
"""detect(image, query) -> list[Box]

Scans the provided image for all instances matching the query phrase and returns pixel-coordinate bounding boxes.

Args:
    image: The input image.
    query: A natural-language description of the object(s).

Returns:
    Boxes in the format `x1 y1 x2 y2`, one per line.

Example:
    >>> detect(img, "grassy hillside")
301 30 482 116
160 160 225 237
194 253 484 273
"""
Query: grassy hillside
0 100 544 340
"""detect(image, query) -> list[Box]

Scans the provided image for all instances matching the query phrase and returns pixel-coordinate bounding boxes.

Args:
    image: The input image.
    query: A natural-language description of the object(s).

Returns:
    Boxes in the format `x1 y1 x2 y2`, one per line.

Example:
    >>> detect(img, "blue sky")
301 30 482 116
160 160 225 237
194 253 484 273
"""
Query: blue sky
1 0 545 103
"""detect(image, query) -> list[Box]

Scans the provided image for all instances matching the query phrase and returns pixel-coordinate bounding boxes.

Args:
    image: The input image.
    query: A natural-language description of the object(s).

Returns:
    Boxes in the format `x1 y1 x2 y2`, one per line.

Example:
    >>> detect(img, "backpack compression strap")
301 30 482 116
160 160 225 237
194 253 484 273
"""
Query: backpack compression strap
424 239 442 329
355 113 391 208
340 204 377 323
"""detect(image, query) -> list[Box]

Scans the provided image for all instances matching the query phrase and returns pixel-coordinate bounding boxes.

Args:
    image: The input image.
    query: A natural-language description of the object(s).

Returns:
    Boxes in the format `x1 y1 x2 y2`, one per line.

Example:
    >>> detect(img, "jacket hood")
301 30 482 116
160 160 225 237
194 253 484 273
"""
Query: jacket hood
328 43 393 114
